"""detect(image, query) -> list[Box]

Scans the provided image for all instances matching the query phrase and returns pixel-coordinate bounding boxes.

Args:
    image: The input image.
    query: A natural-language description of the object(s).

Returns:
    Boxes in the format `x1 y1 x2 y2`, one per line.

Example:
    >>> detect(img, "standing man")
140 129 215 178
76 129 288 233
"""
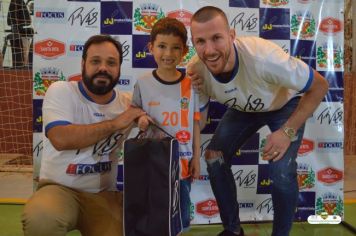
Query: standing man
188 6 328 236
22 34 145 236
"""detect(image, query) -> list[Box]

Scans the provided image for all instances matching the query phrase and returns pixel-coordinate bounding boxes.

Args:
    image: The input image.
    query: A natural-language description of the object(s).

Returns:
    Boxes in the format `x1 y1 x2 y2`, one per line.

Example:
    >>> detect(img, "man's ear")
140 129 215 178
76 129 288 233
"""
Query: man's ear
229 28 236 41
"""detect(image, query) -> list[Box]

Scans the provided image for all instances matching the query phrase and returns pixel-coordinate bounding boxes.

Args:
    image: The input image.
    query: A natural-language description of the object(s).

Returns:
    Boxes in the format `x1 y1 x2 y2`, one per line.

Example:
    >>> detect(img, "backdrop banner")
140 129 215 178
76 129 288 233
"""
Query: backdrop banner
33 0 345 224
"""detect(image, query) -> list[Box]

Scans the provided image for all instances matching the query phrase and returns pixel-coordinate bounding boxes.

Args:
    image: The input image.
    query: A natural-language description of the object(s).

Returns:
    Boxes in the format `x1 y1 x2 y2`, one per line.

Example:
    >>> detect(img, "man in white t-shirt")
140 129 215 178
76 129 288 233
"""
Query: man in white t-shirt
22 35 145 236
188 6 329 236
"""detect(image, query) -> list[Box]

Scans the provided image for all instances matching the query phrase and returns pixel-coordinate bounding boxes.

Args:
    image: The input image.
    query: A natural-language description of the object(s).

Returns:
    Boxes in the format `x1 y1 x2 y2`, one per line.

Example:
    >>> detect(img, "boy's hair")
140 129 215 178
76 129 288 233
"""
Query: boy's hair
191 6 229 29
82 34 123 65
150 17 187 47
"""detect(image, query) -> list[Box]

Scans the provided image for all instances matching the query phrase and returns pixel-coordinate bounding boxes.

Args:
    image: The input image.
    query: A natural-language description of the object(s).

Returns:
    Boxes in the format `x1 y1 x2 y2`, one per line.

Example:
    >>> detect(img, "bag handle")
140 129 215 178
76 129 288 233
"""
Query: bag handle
134 123 175 139
150 123 175 139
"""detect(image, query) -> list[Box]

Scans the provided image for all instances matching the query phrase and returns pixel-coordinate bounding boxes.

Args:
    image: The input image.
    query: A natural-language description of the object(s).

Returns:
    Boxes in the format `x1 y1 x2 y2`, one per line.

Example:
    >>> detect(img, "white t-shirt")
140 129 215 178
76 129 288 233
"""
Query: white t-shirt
40 81 132 193
189 36 314 112
132 70 200 179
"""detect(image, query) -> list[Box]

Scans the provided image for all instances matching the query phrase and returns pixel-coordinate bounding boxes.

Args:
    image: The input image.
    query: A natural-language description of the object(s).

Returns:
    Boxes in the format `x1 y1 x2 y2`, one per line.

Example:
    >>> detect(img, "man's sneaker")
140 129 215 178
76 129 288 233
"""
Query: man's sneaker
217 227 244 236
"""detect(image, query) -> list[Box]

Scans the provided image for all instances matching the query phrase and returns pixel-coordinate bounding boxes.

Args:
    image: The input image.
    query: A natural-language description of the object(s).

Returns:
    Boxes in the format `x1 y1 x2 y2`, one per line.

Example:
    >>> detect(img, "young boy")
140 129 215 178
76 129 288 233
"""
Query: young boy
132 17 205 231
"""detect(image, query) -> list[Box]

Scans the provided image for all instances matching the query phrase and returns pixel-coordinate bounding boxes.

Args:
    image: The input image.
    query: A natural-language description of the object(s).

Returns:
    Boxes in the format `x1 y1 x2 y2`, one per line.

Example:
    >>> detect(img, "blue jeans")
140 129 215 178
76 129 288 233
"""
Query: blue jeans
180 178 192 231
206 97 304 236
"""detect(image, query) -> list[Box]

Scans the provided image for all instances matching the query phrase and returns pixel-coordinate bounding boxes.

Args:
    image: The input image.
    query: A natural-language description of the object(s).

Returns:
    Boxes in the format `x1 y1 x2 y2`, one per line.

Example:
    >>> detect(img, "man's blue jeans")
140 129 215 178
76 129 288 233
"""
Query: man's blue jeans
206 97 304 236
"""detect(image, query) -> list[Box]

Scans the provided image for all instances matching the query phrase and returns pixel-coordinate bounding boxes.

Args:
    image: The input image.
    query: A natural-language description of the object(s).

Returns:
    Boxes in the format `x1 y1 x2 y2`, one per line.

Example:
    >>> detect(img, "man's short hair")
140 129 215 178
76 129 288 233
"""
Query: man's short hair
150 17 187 47
82 34 123 65
191 6 229 29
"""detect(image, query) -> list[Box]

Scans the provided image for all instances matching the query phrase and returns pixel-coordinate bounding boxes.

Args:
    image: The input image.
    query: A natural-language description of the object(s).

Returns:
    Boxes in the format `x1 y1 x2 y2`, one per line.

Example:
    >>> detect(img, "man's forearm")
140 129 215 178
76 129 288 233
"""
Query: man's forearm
47 119 119 151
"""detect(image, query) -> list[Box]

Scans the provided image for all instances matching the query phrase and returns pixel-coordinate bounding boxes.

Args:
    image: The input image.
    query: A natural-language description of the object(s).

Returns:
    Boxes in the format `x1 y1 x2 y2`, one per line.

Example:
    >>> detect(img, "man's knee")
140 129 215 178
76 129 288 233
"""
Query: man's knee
204 150 223 161
22 204 70 236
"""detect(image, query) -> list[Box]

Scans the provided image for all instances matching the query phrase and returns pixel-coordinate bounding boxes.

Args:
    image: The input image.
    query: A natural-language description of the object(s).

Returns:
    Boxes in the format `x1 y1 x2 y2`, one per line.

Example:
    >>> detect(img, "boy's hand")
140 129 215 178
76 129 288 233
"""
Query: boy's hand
137 115 154 131
189 157 200 180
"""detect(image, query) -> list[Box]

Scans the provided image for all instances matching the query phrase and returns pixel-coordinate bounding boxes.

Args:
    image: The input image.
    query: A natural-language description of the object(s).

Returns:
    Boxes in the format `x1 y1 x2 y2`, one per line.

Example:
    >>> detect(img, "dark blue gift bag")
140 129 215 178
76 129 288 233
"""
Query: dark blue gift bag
123 130 182 236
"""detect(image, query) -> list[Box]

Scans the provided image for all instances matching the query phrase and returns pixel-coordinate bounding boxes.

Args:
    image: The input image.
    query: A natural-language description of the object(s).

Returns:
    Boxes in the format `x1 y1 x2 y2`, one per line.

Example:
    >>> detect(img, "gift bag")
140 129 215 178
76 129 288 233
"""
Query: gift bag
123 130 182 236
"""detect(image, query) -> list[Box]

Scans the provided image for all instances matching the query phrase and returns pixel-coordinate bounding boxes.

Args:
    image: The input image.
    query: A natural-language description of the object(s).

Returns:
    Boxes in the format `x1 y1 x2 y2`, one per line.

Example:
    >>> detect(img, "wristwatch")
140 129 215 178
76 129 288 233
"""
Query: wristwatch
281 126 297 141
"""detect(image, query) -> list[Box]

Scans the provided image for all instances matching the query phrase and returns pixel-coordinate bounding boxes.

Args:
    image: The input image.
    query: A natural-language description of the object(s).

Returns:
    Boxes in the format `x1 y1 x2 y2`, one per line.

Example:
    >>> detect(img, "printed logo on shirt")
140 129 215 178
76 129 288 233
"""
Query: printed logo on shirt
148 101 160 106
180 97 189 110
93 112 105 117
66 161 111 175
176 130 190 144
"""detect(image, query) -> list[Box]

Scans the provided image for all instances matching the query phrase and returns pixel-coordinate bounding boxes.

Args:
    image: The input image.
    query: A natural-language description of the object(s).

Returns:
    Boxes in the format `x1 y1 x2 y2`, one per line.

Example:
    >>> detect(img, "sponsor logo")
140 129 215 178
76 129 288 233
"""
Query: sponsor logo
180 97 189 110
319 17 342 34
93 112 105 117
316 106 343 125
298 138 314 156
179 151 192 157
233 169 256 188
68 74 82 81
317 167 343 184
69 44 84 52
262 0 289 7
196 199 219 217
256 197 273 214
308 213 341 224
76 133 123 156
34 39 65 59
176 130 190 144
179 46 195 67
225 87 238 94
117 79 130 86
134 3 165 33
35 11 65 19
317 141 343 150
316 192 343 216
291 11 316 39
239 202 254 208
230 11 258 34
101 1 133 35
198 175 209 181
317 43 343 69
34 67 66 96
148 101 160 106
66 161 111 175
167 9 192 27
121 40 130 60
297 163 315 190
68 6 99 28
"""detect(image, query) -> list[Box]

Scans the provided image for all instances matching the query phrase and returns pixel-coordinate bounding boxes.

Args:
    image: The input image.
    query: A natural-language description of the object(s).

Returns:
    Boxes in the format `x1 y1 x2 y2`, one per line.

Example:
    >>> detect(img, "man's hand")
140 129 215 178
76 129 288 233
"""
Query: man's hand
262 129 291 162
113 107 146 130
137 115 154 131
187 62 204 92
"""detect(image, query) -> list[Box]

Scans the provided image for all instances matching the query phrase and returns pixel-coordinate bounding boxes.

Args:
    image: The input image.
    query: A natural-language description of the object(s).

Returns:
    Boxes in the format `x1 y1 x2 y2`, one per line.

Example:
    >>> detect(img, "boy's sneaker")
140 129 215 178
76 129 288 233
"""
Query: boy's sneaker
217 227 244 236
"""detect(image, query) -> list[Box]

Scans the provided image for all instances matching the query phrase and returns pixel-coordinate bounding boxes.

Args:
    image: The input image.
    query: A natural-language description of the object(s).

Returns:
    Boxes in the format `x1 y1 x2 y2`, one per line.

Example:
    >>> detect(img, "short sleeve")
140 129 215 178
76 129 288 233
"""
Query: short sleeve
261 40 313 92
131 82 143 108
42 81 74 135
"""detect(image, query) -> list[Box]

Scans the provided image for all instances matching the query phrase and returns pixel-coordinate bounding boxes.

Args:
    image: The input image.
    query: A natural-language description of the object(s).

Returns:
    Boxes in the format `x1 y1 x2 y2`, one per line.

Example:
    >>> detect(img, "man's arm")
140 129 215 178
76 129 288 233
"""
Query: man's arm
47 107 145 151
263 70 329 161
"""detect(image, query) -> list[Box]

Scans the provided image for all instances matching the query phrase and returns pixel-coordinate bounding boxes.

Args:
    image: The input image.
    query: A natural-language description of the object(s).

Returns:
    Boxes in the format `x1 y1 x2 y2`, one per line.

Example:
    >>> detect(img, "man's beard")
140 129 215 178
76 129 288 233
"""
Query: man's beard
82 68 119 95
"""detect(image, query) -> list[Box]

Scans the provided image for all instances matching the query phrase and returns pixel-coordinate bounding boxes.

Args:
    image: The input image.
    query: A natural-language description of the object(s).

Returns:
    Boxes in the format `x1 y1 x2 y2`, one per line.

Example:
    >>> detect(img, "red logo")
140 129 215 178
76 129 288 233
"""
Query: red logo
196 199 219 217
319 17 342 34
68 74 82 81
176 130 190 144
298 138 314 156
317 167 343 184
167 9 193 27
35 38 65 59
